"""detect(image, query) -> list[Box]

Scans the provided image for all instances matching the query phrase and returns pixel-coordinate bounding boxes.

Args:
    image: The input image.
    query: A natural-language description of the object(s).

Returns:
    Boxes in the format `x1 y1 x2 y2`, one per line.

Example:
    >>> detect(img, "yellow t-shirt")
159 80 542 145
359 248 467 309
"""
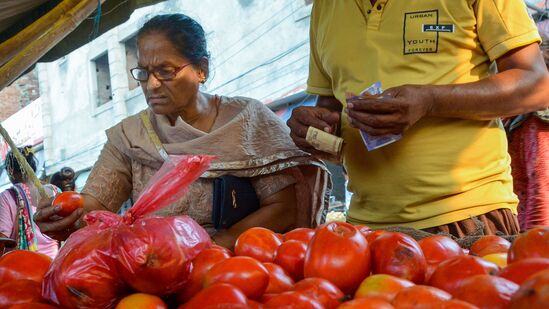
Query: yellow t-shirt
306 0 541 229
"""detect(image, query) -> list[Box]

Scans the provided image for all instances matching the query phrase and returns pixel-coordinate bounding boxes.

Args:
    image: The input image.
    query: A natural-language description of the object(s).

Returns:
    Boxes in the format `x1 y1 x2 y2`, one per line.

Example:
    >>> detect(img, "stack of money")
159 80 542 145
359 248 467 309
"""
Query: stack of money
306 126 343 156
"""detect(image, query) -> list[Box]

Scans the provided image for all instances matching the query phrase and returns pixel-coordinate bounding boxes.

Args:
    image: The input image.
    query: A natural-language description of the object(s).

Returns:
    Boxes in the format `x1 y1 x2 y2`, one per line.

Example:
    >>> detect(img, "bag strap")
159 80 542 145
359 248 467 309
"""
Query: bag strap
140 111 170 162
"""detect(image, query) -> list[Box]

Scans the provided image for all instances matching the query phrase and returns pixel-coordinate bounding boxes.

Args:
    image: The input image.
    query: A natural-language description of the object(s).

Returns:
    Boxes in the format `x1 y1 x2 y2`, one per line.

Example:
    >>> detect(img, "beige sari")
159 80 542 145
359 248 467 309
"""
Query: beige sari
82 95 331 235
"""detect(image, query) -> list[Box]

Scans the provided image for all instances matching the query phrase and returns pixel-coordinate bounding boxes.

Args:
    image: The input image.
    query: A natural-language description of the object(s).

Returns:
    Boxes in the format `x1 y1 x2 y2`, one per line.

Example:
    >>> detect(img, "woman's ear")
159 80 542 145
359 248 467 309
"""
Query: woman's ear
199 57 209 82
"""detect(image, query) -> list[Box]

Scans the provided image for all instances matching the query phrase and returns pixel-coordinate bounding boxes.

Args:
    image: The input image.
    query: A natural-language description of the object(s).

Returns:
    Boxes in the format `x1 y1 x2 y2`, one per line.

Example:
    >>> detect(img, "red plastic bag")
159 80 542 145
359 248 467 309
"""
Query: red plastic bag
42 155 214 308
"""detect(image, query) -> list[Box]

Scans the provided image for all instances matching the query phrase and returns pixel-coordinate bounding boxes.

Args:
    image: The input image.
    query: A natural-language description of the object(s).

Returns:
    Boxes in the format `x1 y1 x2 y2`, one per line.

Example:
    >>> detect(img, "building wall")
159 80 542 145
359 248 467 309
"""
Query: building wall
0 69 40 122
38 0 313 178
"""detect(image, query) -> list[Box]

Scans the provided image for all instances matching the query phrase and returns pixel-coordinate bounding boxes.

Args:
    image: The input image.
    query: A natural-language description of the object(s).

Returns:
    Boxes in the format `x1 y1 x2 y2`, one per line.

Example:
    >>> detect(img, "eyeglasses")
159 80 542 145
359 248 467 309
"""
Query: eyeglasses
130 63 192 82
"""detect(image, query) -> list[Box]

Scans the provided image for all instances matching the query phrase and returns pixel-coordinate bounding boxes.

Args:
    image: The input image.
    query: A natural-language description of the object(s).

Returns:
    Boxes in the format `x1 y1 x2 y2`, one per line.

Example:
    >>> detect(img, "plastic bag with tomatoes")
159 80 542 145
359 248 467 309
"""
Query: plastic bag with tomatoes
42 155 214 308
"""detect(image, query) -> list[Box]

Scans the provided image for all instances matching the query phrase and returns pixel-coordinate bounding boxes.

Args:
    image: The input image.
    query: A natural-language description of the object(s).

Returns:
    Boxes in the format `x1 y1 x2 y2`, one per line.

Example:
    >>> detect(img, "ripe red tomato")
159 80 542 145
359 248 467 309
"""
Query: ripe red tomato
354 225 371 238
283 228 315 244
0 250 51 284
303 222 370 295
337 297 394 309
292 277 344 309
470 235 511 257
370 232 427 284
178 283 249 309
115 293 167 309
498 257 549 285
452 275 519 309
234 227 282 263
418 235 464 282
438 299 480 309
203 256 269 300
176 247 232 303
52 191 84 217
263 262 294 294
273 240 307 281
364 230 386 244
0 279 44 307
8 303 60 309
508 227 549 264
428 255 499 294
509 269 549 309
392 285 451 308
263 291 323 309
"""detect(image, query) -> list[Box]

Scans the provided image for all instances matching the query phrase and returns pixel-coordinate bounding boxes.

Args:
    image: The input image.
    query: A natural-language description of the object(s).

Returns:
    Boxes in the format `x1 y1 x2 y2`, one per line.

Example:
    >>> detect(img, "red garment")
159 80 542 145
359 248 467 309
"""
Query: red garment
508 116 549 230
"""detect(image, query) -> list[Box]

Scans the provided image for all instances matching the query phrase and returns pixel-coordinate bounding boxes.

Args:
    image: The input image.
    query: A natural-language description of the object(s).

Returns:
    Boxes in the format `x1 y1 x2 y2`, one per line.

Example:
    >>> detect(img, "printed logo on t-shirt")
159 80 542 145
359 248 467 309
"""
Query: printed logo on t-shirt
403 10 453 55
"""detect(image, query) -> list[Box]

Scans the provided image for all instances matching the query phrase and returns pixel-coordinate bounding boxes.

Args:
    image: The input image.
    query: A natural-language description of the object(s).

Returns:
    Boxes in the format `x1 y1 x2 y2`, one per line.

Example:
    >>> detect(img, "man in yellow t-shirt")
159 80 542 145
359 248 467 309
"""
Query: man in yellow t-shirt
288 0 549 236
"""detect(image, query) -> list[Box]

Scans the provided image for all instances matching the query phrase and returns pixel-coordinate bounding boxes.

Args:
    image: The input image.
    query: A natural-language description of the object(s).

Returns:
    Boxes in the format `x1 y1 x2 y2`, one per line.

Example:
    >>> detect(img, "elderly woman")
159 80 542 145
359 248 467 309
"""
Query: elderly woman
34 14 330 248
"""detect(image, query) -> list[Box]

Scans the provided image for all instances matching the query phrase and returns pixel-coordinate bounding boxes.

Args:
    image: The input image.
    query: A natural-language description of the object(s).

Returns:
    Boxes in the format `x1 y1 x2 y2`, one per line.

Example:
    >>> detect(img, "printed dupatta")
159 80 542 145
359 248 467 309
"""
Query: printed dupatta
11 183 59 251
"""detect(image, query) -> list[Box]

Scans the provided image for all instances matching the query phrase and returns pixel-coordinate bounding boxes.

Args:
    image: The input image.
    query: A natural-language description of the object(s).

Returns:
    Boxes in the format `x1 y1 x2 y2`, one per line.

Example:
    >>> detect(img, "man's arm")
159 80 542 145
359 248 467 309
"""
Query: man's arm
346 43 549 135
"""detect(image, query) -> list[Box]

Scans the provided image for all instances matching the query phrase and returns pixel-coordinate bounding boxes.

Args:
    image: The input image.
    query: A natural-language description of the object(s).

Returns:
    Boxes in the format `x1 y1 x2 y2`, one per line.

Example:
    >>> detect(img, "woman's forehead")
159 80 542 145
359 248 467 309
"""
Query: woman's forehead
137 33 187 65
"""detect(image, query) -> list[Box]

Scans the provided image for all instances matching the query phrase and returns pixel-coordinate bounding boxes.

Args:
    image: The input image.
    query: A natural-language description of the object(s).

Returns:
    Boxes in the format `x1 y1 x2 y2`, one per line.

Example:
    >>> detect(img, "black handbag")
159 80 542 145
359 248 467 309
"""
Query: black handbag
212 175 260 230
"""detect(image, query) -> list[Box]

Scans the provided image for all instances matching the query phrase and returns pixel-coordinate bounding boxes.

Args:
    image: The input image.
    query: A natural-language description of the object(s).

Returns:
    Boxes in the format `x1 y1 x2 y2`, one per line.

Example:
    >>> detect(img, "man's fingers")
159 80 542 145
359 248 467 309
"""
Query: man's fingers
348 117 405 136
347 110 404 128
347 98 400 114
37 196 54 210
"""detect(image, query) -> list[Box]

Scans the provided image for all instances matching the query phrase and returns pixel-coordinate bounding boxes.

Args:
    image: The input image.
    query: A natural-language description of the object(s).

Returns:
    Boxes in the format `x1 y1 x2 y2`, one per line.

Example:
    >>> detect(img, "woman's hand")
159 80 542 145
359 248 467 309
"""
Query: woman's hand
33 196 84 241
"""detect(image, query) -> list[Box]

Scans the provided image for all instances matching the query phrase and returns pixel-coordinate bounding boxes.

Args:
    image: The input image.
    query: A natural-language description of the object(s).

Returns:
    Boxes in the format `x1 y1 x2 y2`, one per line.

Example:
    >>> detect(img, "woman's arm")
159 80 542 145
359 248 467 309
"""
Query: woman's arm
212 184 297 249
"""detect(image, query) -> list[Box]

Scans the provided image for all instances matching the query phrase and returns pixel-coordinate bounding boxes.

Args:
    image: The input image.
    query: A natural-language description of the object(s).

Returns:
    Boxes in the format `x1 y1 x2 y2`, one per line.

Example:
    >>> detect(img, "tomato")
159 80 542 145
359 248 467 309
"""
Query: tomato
283 228 315 244
292 277 344 309
304 222 370 295
392 285 451 309
115 293 167 309
452 275 519 309
418 235 464 282
52 191 84 217
247 299 263 309
7 304 60 309
470 235 511 257
113 216 210 295
498 257 549 285
428 255 499 294
354 274 414 302
370 232 427 284
337 297 394 309
508 227 549 264
203 256 269 300
263 291 323 309
0 250 51 284
509 268 549 309
263 262 294 294
178 283 249 309
364 230 386 244
438 299 480 309
234 227 282 263
273 240 307 281
43 229 126 309
176 246 232 303
0 279 44 307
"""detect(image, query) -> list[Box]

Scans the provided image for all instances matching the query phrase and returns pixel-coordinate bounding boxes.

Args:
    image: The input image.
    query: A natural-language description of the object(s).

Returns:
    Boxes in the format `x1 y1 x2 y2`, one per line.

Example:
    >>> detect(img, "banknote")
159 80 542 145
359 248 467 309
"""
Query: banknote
306 126 343 156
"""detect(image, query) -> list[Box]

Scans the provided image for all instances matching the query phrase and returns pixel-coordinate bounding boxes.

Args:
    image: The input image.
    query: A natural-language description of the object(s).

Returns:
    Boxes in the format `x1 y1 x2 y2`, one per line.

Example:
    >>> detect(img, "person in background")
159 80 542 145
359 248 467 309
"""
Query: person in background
49 167 77 192
505 29 549 230
0 146 59 258
288 0 549 237
34 14 330 248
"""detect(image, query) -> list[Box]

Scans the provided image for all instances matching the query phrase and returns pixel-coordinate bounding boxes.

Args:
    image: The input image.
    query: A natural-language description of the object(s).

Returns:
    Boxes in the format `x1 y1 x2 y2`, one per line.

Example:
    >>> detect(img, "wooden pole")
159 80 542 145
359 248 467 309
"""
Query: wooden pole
0 0 82 68
0 0 107 90
0 124 47 198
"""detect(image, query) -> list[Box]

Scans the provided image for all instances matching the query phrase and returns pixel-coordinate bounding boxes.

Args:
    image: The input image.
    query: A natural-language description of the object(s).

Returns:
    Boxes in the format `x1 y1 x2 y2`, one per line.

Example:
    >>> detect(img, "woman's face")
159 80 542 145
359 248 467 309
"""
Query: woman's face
136 32 204 116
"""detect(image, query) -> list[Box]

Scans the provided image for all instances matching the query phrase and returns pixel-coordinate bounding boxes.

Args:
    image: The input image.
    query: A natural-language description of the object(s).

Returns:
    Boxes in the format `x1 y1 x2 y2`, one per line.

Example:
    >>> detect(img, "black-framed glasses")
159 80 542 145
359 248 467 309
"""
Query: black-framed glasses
130 63 192 82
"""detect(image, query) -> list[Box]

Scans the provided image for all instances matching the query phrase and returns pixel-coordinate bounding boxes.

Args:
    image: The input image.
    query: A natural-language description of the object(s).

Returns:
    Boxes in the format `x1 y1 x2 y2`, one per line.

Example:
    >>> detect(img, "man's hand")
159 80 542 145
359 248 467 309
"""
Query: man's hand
287 106 341 154
346 85 433 136
34 196 84 241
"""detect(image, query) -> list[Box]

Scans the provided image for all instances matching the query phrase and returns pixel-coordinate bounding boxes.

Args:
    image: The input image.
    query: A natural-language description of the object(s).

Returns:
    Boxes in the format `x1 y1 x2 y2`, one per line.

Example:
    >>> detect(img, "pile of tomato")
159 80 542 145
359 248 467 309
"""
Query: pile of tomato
0 222 548 309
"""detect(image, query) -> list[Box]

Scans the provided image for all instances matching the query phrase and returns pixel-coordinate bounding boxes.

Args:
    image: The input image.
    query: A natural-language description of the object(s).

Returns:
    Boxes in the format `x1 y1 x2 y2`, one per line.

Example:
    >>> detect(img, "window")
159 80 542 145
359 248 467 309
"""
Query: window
92 53 112 106
124 35 139 90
